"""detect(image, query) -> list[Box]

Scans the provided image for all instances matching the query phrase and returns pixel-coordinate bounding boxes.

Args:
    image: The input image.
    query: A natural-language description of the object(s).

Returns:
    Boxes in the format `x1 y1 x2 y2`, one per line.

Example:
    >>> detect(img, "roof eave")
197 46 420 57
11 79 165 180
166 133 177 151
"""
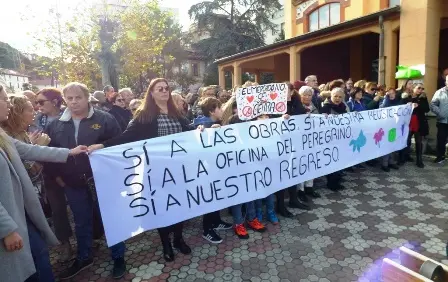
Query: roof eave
215 5 401 65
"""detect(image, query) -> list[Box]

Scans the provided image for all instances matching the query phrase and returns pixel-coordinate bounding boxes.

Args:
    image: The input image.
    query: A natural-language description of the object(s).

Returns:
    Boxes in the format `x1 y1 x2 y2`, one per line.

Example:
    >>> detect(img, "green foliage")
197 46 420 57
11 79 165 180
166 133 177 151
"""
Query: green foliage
172 71 197 93
28 0 189 92
188 0 282 84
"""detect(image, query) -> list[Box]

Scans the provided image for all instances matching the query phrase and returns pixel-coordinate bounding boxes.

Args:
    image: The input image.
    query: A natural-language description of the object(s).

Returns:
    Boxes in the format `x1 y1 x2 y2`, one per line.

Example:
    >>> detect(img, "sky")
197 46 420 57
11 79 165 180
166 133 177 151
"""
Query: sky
0 0 202 54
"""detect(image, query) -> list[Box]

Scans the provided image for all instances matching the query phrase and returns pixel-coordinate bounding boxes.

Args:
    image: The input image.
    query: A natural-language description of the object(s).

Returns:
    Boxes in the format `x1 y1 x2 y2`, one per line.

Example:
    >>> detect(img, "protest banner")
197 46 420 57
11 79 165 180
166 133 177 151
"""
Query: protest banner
236 83 288 120
89 104 413 246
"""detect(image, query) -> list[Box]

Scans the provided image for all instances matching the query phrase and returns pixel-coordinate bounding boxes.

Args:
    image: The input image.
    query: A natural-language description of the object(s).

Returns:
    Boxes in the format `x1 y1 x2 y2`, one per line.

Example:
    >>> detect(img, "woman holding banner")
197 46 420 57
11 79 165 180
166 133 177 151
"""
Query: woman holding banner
401 83 430 168
320 87 347 192
88 78 192 262
0 84 88 282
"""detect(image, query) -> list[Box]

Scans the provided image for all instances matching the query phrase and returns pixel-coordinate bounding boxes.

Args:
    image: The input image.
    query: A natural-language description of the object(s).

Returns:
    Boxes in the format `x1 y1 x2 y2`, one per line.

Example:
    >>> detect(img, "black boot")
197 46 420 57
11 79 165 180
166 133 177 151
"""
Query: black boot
161 238 174 262
416 143 424 168
288 187 310 210
305 186 321 198
276 190 293 217
173 237 191 255
296 190 309 203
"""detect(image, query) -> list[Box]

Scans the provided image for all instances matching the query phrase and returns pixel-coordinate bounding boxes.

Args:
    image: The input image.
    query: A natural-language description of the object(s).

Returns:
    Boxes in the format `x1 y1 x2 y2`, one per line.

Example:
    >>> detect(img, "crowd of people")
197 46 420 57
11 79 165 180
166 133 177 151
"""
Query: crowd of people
1 73 448 282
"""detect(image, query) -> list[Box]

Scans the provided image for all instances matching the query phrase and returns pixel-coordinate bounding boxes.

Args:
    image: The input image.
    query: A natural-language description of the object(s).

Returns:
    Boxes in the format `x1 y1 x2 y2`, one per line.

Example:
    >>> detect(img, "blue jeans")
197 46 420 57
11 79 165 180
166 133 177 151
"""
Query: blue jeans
27 217 55 282
255 194 275 213
64 186 125 260
231 201 256 225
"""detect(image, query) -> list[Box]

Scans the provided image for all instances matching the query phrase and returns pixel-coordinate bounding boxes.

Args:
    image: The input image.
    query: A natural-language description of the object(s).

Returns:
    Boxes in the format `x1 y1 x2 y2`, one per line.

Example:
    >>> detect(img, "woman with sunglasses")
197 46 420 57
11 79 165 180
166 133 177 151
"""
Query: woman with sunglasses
34 88 76 261
34 88 65 132
88 78 192 262
401 83 430 168
108 93 132 132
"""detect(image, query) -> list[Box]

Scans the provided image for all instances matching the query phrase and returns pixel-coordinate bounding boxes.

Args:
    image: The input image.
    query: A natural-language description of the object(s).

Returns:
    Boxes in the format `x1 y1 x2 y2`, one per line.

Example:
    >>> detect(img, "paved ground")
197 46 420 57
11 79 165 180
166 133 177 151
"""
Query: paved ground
50 158 448 282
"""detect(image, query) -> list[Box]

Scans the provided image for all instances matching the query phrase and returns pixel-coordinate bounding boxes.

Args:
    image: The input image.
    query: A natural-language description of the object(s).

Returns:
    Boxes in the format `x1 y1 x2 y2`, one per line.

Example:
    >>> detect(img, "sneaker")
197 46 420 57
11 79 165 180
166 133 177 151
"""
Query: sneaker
246 218 266 232
60 258 94 280
267 210 279 225
213 220 232 231
234 224 249 239
202 229 223 244
434 156 446 164
112 257 126 279
256 209 263 222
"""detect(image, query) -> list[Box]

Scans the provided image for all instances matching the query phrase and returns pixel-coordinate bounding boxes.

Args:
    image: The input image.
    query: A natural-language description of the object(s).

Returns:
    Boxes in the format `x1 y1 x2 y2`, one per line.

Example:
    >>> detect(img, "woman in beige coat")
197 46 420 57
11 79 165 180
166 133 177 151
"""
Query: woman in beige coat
0 85 87 282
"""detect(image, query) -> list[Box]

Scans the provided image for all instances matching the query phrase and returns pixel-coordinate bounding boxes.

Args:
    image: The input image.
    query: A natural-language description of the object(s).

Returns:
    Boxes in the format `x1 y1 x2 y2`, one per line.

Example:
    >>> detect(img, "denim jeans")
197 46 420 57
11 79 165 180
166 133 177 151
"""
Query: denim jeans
255 194 275 213
231 201 256 225
64 186 125 260
27 217 55 282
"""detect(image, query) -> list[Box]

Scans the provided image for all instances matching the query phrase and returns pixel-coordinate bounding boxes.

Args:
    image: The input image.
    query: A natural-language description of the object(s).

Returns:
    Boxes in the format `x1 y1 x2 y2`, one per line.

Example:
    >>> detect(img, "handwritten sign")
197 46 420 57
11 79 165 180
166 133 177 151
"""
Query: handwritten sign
236 83 288 120
89 105 412 246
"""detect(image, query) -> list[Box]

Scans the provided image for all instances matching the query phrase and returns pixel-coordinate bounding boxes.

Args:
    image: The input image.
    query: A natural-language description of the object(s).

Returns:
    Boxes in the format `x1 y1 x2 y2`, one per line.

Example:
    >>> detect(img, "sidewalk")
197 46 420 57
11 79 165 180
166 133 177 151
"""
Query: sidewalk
50 159 448 282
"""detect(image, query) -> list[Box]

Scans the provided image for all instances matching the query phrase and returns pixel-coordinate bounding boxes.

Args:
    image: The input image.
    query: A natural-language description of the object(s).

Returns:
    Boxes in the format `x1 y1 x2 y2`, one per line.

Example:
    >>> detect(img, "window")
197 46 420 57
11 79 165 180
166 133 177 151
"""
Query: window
309 3 341 32
389 0 400 7
192 63 199 77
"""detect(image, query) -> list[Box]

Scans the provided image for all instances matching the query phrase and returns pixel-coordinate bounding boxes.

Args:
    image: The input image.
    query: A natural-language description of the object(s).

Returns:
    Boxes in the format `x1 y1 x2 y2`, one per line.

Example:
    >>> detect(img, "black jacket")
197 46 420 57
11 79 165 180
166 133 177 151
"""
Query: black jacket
402 93 430 136
320 101 347 115
109 105 132 132
103 115 192 148
45 108 121 187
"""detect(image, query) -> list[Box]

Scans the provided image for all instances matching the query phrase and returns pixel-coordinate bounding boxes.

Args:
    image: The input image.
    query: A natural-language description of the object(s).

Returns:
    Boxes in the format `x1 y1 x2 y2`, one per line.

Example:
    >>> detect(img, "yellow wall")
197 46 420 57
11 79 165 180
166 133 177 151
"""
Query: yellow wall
345 0 365 21
398 0 443 99
286 0 387 38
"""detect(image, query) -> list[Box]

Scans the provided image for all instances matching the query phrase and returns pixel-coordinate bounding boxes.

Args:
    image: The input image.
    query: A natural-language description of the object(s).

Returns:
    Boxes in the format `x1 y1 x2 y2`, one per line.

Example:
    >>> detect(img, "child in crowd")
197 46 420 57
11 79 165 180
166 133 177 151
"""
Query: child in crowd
379 88 401 171
194 97 232 244
227 114 266 239
226 113 290 239
254 115 279 225
347 87 367 112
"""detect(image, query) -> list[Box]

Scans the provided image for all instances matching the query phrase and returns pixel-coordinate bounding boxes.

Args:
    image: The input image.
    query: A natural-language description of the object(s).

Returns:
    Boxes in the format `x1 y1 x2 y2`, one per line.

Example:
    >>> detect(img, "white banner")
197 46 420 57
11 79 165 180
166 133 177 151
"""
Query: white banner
89 105 412 246
236 83 288 120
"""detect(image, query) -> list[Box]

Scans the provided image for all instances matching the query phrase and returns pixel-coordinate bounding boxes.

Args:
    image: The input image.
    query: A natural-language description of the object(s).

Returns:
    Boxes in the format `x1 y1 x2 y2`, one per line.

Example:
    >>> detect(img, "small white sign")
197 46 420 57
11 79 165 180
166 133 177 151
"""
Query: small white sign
236 83 288 120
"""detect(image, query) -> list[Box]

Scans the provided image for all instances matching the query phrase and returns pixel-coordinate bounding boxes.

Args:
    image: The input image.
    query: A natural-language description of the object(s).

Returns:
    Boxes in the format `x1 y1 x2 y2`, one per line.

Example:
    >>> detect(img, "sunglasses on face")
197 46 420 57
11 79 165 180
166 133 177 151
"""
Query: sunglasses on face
156 86 170 92
36 100 49 106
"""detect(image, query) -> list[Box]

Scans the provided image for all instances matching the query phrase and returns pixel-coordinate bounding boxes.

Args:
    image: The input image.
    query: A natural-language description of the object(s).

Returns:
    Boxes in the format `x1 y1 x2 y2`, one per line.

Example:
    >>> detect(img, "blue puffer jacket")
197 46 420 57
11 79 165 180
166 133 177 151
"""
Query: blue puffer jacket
192 116 216 128
347 98 367 112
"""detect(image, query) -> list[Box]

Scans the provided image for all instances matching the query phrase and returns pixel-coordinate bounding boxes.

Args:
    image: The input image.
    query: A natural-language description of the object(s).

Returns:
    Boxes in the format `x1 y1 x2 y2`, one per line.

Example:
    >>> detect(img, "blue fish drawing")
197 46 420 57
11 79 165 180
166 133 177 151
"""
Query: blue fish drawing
349 130 367 153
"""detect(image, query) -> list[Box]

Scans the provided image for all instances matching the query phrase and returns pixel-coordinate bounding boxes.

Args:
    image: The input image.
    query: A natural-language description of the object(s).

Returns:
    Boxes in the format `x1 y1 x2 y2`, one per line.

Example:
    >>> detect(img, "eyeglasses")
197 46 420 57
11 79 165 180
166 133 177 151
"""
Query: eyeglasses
156 86 170 92
116 99 124 102
36 100 49 106
417 87 425 90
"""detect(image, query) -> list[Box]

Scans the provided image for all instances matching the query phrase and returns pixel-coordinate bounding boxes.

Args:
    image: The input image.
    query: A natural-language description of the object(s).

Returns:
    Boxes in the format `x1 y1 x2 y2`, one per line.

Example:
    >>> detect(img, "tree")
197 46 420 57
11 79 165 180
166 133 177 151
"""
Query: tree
188 0 282 84
115 0 181 93
30 2 102 89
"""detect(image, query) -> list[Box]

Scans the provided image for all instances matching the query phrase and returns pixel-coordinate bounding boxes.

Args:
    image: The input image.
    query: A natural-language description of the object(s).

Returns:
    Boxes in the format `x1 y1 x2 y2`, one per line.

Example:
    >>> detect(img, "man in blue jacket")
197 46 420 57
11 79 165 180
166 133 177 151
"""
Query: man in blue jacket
45 82 126 280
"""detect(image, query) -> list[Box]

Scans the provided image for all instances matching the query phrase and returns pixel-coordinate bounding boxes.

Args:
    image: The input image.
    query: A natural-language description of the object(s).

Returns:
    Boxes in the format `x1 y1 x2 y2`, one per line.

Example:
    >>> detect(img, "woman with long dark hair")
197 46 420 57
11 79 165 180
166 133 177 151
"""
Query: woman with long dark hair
402 83 430 168
88 78 192 262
